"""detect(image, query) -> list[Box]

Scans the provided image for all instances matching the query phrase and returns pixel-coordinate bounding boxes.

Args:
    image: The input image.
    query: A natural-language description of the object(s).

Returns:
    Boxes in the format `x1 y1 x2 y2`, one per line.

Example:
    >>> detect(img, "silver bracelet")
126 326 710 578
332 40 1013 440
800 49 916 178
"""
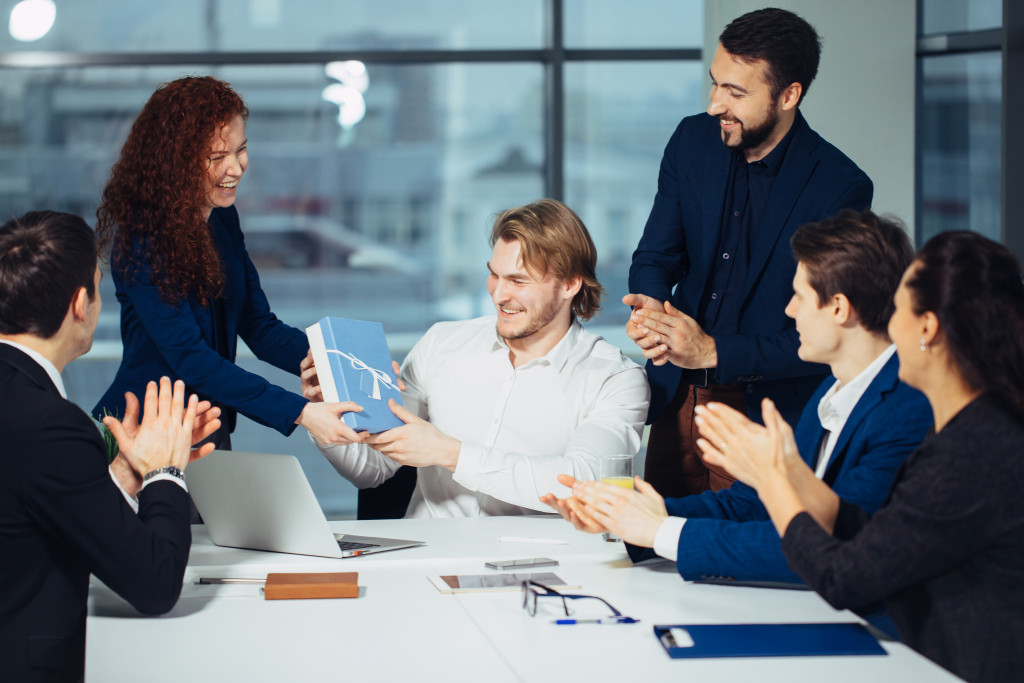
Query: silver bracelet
142 466 184 483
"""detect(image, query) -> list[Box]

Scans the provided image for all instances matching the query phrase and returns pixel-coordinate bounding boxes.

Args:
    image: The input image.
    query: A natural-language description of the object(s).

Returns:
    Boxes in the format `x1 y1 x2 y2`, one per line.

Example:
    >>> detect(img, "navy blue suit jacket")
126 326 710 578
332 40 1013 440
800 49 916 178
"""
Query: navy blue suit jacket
94 206 309 436
0 343 190 682
627 353 933 582
629 112 873 426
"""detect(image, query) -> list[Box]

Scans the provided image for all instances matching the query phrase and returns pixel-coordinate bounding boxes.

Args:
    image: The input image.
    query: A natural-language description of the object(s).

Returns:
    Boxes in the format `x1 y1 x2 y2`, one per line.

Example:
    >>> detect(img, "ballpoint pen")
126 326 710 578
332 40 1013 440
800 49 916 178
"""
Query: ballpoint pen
554 617 640 625
198 577 266 584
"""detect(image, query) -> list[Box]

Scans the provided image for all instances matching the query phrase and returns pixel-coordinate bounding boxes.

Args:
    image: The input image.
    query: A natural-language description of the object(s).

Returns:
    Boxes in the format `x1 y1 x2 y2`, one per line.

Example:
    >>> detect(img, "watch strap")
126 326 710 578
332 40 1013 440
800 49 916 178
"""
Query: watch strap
142 466 184 483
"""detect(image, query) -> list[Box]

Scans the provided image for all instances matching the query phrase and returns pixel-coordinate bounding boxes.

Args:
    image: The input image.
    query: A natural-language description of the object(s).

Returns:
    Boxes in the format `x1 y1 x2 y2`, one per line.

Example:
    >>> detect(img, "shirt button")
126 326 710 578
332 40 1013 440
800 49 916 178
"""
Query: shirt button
711 292 718 300
722 253 730 260
493 418 499 424
733 210 740 217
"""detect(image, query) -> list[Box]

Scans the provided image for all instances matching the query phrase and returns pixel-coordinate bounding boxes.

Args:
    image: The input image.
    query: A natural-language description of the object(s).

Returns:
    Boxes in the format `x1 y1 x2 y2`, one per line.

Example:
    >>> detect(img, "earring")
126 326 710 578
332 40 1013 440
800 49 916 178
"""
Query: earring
920 339 928 352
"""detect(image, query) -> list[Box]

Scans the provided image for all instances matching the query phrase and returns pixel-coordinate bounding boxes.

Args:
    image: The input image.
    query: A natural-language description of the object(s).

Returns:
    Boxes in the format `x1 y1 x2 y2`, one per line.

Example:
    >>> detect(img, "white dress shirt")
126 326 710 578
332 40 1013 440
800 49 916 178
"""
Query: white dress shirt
813 344 896 478
651 345 897 562
0 339 186 513
316 316 650 518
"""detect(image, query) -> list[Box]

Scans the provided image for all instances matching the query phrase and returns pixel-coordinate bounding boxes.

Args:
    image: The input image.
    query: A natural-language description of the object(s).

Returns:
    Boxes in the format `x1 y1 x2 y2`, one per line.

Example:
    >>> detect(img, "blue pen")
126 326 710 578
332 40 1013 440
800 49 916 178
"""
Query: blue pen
554 617 640 625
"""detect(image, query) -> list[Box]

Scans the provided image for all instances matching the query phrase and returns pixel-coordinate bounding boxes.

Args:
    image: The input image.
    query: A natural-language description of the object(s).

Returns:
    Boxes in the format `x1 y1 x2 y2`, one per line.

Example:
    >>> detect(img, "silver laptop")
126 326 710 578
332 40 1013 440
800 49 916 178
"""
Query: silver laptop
186 450 424 558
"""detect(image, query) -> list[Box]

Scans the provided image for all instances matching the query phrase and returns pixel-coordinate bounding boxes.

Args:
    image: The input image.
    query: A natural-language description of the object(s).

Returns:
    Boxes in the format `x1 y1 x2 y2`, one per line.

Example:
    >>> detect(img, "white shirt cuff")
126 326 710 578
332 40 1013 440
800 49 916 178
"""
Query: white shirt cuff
109 465 139 514
653 516 687 562
451 442 484 486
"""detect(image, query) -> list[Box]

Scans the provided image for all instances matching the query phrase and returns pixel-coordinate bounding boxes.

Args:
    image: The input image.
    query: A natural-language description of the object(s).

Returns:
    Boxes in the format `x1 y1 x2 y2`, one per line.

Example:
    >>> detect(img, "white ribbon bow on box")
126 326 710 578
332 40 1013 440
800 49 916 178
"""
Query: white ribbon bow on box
327 349 399 401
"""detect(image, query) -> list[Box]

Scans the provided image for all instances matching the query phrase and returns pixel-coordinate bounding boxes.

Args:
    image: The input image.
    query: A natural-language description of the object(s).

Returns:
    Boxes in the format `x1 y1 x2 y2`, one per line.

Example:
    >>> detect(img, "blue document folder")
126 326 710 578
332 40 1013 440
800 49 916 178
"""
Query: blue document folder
654 623 887 659
306 316 404 433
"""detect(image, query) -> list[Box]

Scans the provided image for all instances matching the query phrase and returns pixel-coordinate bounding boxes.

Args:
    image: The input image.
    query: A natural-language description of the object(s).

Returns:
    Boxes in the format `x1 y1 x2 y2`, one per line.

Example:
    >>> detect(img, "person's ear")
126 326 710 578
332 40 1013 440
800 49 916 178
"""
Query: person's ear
920 311 940 347
69 286 89 323
779 82 802 111
832 293 852 326
562 275 582 302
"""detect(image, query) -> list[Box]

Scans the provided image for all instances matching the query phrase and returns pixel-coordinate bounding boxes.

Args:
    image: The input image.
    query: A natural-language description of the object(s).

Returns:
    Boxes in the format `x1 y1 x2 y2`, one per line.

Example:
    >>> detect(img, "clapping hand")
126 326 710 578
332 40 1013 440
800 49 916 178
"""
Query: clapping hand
695 398 801 491
115 387 221 462
623 293 669 364
103 378 201 495
541 474 609 534
543 473 668 547
629 299 717 369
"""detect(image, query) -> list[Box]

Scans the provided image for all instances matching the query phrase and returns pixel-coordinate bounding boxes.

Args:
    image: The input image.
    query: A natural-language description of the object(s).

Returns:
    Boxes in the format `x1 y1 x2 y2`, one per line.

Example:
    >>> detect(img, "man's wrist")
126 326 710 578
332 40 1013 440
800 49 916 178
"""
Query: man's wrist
143 466 185 483
701 334 718 369
140 466 189 495
441 437 462 472
110 454 143 497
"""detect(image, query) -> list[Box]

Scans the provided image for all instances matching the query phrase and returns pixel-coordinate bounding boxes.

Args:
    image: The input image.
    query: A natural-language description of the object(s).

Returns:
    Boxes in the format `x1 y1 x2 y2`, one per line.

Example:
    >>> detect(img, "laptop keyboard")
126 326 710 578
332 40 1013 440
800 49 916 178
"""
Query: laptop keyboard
337 540 381 551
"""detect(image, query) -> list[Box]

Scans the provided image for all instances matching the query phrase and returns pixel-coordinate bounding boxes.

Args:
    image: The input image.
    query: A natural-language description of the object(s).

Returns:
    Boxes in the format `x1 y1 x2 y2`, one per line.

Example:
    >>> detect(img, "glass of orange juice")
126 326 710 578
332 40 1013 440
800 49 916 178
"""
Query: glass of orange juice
601 454 634 489
600 455 634 541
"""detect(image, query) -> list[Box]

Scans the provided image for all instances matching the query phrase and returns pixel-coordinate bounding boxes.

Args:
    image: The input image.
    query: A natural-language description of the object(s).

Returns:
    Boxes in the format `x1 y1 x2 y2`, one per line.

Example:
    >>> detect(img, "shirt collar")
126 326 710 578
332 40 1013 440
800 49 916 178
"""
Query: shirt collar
740 111 800 174
490 318 581 372
0 339 67 398
817 344 896 434
760 118 797 172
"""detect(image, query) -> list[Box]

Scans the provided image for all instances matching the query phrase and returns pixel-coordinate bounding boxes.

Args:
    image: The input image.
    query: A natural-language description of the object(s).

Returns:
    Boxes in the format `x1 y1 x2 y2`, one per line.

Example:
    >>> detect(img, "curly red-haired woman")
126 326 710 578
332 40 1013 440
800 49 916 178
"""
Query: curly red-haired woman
94 76 357 456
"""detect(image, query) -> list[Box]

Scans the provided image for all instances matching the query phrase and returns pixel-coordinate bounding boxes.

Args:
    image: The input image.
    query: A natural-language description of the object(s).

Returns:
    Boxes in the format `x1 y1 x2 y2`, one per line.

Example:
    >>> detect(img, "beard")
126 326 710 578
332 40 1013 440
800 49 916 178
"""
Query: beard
495 296 562 342
723 105 780 152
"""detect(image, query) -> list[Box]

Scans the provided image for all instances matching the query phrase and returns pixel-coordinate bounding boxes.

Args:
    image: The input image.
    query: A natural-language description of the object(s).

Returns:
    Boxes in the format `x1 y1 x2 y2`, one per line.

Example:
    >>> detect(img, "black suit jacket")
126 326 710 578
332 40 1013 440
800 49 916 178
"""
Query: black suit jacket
783 393 1024 682
629 112 873 426
0 343 191 683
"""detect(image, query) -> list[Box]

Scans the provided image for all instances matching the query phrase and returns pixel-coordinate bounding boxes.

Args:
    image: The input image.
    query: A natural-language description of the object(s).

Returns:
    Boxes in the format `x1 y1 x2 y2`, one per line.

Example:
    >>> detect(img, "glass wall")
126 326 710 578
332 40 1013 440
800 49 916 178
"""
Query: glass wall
0 0 703 517
917 52 1001 242
916 0 1002 244
919 0 1001 35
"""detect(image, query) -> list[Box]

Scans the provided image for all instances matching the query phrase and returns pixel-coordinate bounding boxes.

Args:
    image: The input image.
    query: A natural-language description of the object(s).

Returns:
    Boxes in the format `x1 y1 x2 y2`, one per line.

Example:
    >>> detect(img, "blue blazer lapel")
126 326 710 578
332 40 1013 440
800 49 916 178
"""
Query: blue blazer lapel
793 375 833 467
822 353 900 483
745 113 819 287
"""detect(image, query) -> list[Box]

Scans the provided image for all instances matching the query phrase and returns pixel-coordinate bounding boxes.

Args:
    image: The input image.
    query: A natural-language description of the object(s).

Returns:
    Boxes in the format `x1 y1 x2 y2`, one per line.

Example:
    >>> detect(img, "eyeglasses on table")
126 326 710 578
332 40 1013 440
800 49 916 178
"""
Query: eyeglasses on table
521 580 639 624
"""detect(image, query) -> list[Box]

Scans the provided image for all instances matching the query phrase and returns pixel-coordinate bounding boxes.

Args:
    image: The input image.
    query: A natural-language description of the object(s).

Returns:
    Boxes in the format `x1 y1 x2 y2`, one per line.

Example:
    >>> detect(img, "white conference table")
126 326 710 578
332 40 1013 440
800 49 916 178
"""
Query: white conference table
86 515 959 682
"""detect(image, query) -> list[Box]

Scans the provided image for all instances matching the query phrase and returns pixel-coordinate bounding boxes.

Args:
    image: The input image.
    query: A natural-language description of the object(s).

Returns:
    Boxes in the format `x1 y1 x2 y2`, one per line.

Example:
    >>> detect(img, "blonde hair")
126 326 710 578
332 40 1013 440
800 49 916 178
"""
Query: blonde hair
490 199 603 321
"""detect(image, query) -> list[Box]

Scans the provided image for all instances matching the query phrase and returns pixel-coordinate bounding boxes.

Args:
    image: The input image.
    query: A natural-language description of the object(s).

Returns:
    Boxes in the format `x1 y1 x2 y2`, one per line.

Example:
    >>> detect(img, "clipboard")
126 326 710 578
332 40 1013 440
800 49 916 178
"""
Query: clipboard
654 622 888 659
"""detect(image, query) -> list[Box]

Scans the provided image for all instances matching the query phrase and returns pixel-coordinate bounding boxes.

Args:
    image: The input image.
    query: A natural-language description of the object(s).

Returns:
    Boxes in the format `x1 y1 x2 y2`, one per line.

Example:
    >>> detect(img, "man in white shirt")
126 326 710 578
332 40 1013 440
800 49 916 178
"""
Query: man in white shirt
305 199 649 518
545 210 933 584
0 210 219 682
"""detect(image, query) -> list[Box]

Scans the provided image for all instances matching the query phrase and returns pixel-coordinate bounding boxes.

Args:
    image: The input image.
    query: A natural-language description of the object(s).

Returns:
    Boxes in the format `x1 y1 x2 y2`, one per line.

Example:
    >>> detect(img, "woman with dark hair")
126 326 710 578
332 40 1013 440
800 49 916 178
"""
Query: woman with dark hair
694 230 1024 682
94 76 356 449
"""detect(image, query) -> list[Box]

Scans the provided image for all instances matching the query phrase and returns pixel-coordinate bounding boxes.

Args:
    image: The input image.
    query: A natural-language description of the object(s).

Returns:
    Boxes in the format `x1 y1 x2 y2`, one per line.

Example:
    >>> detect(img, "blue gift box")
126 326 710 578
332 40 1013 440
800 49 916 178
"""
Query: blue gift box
306 316 404 433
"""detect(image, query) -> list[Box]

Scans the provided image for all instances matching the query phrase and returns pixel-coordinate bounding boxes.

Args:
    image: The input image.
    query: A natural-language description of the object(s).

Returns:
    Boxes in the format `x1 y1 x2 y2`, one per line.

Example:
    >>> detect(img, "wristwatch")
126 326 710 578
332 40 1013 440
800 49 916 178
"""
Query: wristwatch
142 466 185 483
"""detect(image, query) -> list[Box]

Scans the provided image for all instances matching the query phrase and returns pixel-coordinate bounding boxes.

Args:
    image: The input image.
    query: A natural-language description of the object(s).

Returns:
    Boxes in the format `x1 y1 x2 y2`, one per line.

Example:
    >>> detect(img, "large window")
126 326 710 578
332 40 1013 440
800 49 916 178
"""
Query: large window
0 0 703 516
916 0 1002 243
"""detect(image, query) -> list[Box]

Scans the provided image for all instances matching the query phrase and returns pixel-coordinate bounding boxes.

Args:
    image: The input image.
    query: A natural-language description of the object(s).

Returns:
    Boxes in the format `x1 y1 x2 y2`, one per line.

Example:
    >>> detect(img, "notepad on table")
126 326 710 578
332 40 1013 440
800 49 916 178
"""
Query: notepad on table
264 572 360 600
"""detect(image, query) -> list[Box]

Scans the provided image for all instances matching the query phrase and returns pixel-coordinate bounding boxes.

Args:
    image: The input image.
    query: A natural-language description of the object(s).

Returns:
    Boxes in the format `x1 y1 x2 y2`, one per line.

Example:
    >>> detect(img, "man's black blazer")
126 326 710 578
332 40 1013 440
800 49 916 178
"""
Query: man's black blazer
629 111 873 426
0 343 191 682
